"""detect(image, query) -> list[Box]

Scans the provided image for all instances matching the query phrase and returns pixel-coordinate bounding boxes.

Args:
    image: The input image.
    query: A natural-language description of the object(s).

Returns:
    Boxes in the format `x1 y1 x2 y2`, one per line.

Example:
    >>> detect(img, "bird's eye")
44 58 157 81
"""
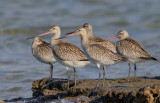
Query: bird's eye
119 32 122 34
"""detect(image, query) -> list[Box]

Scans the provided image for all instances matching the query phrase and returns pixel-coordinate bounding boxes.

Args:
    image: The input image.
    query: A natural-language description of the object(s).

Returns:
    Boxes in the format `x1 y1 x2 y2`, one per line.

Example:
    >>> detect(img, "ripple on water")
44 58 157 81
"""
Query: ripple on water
11 70 24 73
20 79 33 83
2 74 24 81
7 87 23 92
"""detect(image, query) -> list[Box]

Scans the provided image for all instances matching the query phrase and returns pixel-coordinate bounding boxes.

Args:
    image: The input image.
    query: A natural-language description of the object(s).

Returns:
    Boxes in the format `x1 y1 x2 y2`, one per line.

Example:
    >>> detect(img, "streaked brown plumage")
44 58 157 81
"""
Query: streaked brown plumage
116 38 155 61
35 25 90 89
63 27 125 88
86 44 123 65
106 30 157 81
83 23 120 85
53 42 88 61
83 23 116 53
32 37 56 79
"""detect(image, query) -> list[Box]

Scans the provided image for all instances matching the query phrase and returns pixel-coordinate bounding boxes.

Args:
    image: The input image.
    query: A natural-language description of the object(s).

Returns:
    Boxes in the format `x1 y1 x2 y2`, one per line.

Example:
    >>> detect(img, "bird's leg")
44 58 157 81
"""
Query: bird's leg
103 66 106 87
134 64 137 82
73 68 77 87
128 63 131 82
49 63 53 79
66 67 70 90
95 64 101 89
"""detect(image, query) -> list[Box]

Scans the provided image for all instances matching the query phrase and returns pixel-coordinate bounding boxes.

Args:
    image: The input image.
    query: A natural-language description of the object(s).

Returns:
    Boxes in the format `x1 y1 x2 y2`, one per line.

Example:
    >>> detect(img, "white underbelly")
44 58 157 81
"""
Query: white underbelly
34 55 56 64
52 50 90 68
128 58 146 64
61 61 90 68
89 57 120 66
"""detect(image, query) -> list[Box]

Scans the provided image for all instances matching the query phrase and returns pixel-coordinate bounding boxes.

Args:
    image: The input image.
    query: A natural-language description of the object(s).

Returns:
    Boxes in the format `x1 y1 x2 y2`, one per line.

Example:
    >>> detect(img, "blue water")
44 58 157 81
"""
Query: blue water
0 0 160 101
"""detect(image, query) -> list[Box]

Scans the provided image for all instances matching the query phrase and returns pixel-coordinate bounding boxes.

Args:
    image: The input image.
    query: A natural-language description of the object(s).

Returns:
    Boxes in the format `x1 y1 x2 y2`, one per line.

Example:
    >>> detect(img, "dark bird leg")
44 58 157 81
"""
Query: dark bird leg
134 63 137 81
128 63 131 82
49 63 53 79
73 68 77 87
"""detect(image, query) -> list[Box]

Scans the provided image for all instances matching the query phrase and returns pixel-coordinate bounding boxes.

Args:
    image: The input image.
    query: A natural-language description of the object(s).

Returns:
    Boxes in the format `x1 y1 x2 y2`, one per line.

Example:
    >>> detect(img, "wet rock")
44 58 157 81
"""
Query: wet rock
32 77 160 103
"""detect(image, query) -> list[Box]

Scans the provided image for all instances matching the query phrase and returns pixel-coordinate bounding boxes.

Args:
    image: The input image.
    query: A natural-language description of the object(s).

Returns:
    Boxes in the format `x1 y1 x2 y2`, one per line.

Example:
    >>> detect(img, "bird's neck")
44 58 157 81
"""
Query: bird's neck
120 37 130 40
51 31 61 45
87 29 93 39
80 34 89 48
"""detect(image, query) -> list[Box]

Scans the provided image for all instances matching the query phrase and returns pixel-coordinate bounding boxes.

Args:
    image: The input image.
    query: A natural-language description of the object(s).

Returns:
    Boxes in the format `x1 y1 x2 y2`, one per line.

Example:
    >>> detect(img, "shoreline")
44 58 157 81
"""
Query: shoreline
3 76 160 103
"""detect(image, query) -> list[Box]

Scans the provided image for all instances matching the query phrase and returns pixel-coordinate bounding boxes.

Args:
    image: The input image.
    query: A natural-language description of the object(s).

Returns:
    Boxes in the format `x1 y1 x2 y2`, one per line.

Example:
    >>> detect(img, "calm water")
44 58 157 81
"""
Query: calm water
0 0 160 101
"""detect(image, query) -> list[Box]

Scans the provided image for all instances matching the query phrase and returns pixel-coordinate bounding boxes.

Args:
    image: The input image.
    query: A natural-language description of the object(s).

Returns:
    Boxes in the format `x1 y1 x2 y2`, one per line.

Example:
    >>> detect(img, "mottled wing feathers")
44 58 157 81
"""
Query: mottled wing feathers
33 41 54 58
92 36 104 42
116 38 153 59
87 44 123 62
91 36 116 53
53 42 88 61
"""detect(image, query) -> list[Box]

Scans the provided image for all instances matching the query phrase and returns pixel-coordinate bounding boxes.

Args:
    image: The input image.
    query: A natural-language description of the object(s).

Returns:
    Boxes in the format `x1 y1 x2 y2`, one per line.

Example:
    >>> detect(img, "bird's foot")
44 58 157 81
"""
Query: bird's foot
132 77 138 82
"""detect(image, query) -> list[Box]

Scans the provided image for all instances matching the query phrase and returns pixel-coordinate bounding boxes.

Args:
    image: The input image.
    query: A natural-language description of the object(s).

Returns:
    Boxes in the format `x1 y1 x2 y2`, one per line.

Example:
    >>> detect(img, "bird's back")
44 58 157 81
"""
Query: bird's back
90 36 117 53
85 43 123 65
116 38 156 60
32 41 56 64
52 40 89 61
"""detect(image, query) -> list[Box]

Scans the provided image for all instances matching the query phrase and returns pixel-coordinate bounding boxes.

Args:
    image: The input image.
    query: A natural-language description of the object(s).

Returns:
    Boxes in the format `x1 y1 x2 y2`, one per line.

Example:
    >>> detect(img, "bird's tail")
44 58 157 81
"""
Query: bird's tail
151 57 160 63
151 57 158 61
140 57 158 61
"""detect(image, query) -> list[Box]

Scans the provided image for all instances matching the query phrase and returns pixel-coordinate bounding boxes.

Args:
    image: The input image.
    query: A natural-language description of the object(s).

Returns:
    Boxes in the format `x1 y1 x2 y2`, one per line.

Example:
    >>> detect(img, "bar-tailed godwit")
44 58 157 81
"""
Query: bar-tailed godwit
29 37 56 79
34 25 90 89
83 23 116 53
83 23 119 84
106 30 157 81
60 27 125 88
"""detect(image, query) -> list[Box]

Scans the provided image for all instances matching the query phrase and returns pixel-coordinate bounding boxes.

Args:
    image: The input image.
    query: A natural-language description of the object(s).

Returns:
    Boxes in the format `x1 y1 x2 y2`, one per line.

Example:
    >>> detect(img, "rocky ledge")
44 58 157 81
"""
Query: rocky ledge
32 77 160 103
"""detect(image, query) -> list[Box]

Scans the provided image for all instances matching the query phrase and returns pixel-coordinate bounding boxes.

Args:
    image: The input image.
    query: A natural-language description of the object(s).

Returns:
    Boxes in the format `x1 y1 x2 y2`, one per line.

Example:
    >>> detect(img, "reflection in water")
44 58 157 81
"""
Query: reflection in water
0 0 160 100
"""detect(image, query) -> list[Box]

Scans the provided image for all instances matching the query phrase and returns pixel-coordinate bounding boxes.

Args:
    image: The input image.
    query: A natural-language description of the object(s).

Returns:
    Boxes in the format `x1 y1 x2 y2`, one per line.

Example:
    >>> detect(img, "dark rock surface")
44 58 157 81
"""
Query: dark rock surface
32 77 160 103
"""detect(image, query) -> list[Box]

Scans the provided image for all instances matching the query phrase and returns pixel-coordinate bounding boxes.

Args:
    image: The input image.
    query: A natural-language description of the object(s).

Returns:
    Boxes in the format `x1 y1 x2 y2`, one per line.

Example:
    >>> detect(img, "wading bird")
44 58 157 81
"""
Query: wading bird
28 36 56 79
60 27 125 88
106 30 157 81
34 25 90 89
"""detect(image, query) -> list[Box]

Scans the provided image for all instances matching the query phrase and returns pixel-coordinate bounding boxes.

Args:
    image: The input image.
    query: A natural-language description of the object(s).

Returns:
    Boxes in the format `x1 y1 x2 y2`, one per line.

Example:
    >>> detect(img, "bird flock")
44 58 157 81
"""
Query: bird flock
27 23 157 89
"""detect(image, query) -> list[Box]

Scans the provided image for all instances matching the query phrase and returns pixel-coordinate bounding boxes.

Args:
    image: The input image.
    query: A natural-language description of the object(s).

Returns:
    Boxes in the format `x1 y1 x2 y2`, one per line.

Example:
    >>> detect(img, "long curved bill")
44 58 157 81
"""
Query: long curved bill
56 32 76 40
36 31 50 37
26 31 50 40
65 32 74 35
105 36 116 41
26 36 36 40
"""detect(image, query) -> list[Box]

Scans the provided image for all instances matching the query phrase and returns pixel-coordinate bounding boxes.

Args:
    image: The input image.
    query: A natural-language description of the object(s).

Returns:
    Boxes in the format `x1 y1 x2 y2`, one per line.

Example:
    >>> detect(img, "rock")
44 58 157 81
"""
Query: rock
32 77 160 103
